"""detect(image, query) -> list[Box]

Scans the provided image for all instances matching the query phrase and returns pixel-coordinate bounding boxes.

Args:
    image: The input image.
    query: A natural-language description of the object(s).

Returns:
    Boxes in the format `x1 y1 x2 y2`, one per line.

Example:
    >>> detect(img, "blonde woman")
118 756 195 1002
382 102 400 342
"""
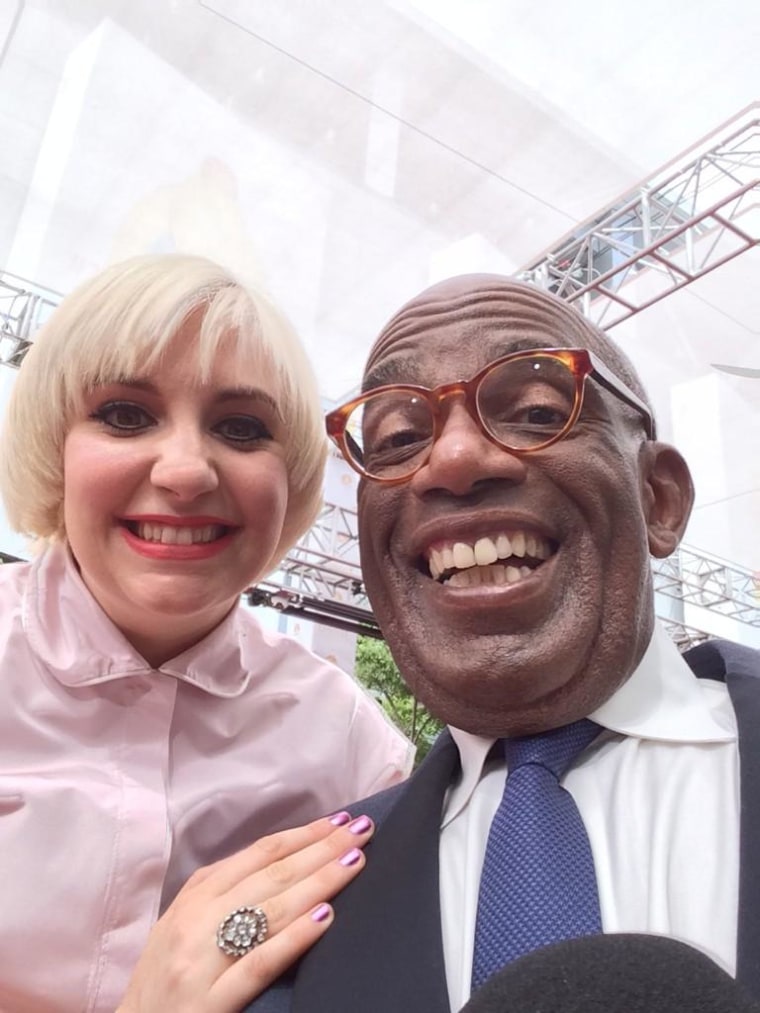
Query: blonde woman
0 254 411 1012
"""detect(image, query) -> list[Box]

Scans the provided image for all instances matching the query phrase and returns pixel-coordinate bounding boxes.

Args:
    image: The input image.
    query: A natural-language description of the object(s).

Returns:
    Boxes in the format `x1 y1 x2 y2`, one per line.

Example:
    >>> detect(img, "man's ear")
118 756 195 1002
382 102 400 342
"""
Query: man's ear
639 442 695 559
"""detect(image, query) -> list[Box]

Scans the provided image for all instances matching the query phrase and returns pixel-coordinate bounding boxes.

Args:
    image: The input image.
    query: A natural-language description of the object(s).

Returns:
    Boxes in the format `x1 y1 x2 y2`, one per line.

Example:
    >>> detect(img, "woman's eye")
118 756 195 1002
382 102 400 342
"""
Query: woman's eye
213 415 273 444
90 401 153 432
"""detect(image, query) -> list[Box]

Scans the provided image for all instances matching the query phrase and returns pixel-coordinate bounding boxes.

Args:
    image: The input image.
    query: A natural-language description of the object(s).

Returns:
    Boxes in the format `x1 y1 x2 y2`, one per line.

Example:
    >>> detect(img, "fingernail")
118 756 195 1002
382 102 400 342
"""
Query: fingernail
348 815 372 835
329 811 351 826
339 847 363 867
311 903 332 923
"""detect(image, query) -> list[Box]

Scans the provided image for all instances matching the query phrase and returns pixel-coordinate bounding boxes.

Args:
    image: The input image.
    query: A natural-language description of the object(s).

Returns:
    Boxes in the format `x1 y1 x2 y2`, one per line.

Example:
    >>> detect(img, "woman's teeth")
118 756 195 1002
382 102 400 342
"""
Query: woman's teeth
133 522 226 545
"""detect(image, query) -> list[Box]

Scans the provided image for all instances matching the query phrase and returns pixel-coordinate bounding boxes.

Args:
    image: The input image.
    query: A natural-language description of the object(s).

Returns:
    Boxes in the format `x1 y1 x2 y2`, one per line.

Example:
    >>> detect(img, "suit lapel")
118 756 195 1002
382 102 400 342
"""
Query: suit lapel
685 639 760 999
292 732 460 1013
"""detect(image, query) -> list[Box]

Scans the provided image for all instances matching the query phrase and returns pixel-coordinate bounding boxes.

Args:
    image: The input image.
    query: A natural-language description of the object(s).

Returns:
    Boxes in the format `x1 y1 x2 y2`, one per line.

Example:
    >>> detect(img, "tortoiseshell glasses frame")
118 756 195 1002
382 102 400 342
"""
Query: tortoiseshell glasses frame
325 347 655 485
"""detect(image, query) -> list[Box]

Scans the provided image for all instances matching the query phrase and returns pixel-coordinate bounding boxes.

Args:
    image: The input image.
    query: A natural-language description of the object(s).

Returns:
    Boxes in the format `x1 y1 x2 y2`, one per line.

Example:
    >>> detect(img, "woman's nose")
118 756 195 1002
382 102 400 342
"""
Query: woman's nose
150 430 220 500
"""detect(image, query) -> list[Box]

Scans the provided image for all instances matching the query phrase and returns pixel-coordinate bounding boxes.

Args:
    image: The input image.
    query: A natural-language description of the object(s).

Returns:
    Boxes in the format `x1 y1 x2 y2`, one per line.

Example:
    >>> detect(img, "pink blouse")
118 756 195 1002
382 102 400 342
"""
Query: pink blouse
0 545 412 1012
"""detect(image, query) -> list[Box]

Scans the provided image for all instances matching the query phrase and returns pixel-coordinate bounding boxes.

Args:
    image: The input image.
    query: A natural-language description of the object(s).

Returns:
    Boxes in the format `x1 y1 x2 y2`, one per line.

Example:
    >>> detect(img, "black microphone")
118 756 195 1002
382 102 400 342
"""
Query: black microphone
461 934 759 1012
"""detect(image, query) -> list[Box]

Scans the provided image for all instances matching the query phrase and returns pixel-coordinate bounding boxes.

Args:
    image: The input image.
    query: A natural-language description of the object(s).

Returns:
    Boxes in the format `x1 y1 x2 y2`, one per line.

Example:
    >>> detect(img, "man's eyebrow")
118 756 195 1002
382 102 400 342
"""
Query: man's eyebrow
361 337 562 392
362 358 414 392
494 337 558 355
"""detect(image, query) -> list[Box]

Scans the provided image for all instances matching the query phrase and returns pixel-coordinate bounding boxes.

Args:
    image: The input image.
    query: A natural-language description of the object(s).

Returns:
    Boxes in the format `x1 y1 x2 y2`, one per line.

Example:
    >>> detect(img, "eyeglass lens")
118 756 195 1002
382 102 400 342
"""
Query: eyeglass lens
344 354 580 479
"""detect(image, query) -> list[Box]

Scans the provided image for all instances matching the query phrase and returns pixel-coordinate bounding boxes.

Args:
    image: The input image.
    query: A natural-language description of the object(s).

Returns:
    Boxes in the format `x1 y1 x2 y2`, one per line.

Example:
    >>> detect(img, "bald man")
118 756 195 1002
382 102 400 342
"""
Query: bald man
248 276 760 1013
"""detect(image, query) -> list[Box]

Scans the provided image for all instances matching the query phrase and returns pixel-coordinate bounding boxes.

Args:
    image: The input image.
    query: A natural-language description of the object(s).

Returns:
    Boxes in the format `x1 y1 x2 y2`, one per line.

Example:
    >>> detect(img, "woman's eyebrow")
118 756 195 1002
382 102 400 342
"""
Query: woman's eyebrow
105 377 157 393
214 387 284 423
103 378 277 408
214 386 278 408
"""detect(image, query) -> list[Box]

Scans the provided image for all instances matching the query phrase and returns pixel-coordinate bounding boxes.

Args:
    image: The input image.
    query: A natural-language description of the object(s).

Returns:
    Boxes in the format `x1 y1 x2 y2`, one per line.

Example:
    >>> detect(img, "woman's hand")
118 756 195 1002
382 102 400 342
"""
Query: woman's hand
117 811 374 1013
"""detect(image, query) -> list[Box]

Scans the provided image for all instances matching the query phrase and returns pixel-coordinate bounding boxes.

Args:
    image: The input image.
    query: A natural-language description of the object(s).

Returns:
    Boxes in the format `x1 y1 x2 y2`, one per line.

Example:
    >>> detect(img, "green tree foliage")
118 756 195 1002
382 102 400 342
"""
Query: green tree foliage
355 636 444 764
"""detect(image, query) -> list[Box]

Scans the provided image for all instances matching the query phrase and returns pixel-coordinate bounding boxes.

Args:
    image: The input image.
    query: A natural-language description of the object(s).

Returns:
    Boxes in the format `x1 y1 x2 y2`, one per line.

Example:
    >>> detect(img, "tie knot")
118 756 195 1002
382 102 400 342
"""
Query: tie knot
503 718 601 779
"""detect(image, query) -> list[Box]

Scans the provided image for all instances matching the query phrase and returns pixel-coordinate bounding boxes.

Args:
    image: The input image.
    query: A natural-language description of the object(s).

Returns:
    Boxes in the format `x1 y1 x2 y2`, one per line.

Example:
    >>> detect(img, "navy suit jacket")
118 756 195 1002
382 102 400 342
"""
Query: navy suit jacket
246 639 760 1013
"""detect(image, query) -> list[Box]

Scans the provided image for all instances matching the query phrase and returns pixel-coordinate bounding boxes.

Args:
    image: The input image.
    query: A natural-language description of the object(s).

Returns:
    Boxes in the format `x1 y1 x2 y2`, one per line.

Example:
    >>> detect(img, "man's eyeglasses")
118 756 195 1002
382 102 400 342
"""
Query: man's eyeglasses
325 347 655 485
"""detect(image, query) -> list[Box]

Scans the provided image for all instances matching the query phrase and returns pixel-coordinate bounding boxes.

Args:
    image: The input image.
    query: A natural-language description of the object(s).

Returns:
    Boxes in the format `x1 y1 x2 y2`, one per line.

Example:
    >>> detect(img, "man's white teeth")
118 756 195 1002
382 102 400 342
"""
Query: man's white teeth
453 543 475 568
474 537 498 566
136 522 224 544
448 564 532 588
496 534 511 557
428 532 552 581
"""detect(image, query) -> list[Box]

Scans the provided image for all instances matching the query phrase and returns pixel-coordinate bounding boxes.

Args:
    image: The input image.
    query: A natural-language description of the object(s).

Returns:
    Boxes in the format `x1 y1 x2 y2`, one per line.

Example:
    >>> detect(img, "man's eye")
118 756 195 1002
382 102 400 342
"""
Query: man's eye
213 415 273 444
485 386 573 430
520 404 567 427
90 401 153 432
365 428 430 468
379 428 425 450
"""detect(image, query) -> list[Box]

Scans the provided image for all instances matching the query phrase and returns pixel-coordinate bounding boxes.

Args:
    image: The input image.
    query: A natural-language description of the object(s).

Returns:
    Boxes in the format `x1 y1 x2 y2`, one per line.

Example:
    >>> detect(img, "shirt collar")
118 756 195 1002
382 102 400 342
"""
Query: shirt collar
443 621 736 827
589 621 736 741
24 543 258 697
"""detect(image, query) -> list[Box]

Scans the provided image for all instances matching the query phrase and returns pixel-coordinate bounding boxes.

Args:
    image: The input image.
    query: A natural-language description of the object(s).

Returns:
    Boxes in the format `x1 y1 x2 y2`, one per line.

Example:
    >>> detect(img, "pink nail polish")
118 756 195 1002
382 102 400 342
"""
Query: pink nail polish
329 811 351 826
348 815 372 835
339 847 363 867
311 903 331 923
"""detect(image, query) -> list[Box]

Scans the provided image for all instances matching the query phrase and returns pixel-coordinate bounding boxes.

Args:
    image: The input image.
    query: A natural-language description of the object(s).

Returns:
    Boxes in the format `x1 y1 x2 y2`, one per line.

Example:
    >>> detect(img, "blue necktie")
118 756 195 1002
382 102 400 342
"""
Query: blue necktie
471 719 603 991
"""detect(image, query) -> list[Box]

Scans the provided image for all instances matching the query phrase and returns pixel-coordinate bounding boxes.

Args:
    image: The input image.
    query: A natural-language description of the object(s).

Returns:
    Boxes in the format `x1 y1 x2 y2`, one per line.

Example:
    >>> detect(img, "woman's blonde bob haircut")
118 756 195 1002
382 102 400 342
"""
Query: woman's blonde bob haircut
0 253 327 572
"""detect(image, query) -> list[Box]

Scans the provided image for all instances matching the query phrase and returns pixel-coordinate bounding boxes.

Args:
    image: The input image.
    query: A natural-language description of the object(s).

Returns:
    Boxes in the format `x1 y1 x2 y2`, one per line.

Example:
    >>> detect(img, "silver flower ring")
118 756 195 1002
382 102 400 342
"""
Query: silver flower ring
216 905 269 958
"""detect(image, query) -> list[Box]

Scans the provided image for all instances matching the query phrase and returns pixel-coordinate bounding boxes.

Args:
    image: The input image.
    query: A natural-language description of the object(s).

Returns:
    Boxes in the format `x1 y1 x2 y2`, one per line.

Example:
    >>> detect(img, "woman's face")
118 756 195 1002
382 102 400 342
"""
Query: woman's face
62 330 289 666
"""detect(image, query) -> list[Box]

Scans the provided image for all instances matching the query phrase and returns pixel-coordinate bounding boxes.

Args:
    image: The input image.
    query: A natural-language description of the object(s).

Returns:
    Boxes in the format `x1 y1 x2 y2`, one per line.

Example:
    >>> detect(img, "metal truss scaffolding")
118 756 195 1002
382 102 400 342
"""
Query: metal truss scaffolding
518 103 760 329
0 272 60 367
248 500 380 637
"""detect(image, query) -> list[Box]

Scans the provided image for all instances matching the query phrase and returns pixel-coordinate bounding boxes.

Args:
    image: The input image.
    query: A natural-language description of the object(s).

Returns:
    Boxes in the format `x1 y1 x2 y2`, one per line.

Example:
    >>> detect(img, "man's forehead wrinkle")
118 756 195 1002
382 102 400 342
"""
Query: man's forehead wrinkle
364 286 603 386
374 275 588 329
366 288 505 372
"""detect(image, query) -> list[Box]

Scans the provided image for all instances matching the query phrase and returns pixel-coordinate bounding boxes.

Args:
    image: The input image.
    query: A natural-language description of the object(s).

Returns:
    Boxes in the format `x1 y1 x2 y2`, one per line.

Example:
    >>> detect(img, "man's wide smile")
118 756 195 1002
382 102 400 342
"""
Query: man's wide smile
422 529 556 589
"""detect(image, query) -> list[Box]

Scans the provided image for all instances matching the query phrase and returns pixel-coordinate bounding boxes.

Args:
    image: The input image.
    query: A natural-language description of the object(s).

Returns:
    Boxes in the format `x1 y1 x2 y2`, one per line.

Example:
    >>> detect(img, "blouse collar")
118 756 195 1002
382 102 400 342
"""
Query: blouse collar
23 543 261 698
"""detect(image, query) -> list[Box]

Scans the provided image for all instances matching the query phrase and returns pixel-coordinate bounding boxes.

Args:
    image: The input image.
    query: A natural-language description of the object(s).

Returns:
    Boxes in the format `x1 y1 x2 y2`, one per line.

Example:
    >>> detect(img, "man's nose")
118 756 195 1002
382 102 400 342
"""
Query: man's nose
150 429 220 500
409 401 527 498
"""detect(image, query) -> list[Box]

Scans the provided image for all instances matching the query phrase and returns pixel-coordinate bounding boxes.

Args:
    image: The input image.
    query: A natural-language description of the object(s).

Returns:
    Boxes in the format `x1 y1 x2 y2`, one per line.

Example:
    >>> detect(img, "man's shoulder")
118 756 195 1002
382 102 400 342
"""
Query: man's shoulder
684 638 760 682
343 729 456 824
347 777 410 825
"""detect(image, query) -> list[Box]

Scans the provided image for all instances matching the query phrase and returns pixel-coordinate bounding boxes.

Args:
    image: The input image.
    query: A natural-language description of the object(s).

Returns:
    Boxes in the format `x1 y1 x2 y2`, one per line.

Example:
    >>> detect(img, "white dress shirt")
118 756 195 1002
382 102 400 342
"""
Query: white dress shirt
440 622 739 1011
